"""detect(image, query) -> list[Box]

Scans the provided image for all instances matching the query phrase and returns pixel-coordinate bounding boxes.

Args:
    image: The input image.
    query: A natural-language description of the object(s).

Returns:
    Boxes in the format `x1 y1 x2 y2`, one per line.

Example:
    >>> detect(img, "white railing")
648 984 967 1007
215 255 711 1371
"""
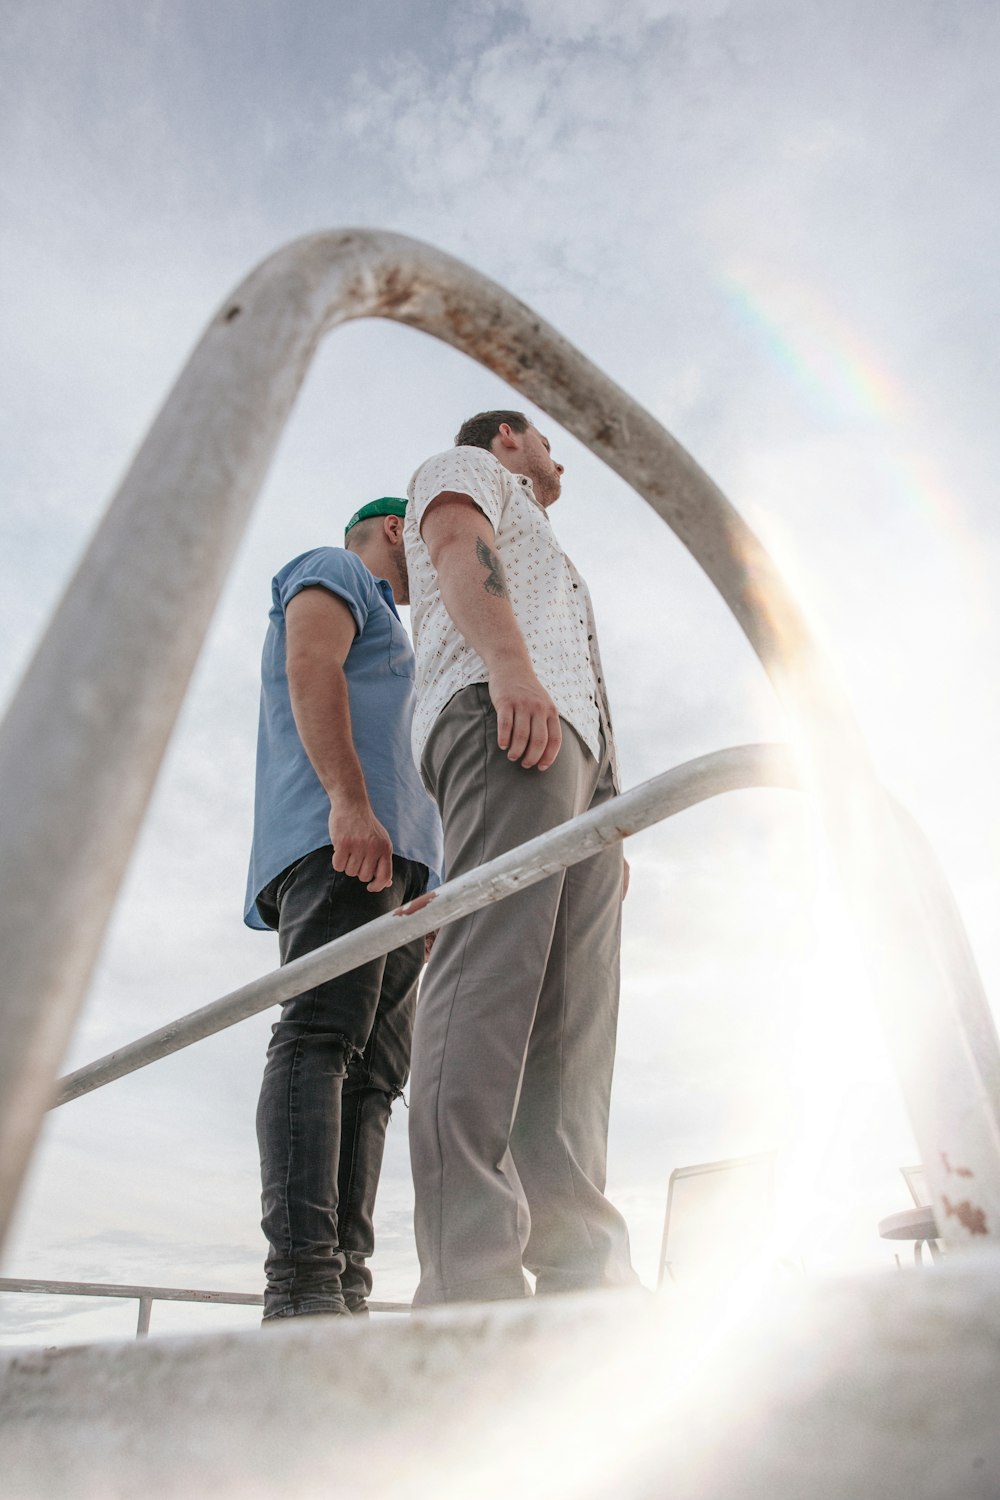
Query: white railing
0 1278 264 1339
53 744 792 1106
0 1279 406 1338
1 229 999 1265
50 743 1000 1161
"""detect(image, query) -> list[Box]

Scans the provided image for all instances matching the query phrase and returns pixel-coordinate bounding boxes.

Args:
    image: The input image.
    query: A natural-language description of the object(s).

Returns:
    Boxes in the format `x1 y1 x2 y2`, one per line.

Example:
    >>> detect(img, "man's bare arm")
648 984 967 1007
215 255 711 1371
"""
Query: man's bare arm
421 493 562 770
285 587 394 891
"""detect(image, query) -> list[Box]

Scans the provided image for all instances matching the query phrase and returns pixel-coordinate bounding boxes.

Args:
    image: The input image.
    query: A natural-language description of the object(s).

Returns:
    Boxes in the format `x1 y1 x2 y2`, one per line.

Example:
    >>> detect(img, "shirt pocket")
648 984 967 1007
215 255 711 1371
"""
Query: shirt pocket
388 615 415 678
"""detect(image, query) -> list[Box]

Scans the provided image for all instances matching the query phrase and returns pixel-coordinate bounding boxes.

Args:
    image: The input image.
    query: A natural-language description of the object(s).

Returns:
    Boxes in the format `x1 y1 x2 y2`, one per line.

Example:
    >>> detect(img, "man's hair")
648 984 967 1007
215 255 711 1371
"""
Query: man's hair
454 410 530 451
344 516 380 553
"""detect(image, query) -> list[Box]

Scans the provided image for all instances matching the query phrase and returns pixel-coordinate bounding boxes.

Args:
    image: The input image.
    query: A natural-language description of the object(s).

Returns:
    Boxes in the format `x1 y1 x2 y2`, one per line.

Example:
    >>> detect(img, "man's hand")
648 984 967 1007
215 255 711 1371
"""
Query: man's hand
488 663 563 771
328 801 394 892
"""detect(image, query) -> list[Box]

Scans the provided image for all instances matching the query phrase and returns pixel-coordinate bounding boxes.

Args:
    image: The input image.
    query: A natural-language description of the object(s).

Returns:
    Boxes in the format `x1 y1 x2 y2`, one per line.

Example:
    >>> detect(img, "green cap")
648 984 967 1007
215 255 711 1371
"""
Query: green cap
344 496 408 538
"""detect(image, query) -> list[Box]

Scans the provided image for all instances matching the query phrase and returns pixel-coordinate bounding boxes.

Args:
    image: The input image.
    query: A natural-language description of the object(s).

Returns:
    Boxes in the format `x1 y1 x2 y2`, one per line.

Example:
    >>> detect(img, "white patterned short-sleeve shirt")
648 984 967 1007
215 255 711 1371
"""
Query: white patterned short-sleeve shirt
404 446 620 786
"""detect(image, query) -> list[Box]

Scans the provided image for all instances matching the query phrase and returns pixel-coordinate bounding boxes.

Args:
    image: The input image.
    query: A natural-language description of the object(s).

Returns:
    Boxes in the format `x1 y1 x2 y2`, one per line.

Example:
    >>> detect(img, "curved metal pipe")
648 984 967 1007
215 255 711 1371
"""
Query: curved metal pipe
0 230 997 1250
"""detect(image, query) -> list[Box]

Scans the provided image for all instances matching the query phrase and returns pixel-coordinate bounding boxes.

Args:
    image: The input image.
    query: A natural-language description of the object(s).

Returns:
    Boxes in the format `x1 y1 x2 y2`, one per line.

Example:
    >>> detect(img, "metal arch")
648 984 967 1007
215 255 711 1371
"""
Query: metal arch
0 229 998 1253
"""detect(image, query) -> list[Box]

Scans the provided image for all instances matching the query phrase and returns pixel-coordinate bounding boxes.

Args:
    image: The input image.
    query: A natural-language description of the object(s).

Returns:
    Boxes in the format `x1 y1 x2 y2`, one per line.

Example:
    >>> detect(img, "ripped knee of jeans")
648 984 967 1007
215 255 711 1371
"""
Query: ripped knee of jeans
328 1032 364 1071
343 1074 407 1115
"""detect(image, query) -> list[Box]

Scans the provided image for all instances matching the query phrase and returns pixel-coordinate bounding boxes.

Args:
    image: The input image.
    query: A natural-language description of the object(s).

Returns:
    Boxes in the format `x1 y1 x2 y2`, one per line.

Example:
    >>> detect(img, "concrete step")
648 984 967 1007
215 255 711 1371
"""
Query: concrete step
2 1254 999 1499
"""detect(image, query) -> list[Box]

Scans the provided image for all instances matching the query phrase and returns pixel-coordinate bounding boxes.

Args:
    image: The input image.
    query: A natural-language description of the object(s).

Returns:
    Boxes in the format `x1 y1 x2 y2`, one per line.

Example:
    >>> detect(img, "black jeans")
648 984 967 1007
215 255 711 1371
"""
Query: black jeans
255 847 426 1319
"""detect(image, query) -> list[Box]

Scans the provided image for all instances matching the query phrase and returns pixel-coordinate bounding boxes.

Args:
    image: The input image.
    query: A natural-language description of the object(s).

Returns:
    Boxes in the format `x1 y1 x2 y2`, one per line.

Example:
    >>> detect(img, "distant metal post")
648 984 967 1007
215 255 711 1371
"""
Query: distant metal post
0 229 998 1254
135 1296 153 1339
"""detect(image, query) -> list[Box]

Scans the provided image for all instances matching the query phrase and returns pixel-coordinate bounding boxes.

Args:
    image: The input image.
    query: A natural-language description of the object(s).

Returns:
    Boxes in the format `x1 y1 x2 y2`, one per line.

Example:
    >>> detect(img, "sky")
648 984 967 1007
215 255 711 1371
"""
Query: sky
2 0 999 1345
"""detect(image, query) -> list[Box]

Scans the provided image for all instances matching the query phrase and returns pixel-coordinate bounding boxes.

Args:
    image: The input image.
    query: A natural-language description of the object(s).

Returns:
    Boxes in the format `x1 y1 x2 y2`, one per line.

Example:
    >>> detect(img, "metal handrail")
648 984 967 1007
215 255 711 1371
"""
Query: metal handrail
53 745 796 1107
0 1277 405 1339
1 229 999 1256
52 743 1000 1152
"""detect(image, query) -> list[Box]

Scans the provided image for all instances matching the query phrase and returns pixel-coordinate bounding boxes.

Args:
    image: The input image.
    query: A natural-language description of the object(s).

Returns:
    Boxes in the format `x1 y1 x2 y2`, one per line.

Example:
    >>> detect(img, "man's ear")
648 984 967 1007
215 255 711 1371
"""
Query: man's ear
495 423 520 451
384 515 405 543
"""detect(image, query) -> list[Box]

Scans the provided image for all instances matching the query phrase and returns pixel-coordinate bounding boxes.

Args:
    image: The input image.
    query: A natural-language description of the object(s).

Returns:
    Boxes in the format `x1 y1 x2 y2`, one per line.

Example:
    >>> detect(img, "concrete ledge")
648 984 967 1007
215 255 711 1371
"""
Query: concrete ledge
2 1254 999 1499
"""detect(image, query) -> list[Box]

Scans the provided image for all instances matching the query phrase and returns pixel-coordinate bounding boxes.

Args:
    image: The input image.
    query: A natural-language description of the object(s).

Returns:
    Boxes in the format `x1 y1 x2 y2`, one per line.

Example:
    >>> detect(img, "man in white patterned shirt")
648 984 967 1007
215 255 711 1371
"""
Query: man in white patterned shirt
404 409 637 1305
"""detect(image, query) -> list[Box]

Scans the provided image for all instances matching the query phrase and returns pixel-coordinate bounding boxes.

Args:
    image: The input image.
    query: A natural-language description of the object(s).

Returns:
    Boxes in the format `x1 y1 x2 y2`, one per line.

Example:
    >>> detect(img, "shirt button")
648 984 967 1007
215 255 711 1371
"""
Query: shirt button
588 634 593 641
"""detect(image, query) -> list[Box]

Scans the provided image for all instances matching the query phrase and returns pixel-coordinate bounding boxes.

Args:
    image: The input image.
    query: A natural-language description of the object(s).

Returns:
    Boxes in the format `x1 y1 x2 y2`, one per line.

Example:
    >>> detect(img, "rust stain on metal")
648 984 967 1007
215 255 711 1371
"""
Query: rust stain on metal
443 304 483 351
378 267 419 315
396 891 437 917
435 295 555 388
942 1194 989 1235
445 313 528 385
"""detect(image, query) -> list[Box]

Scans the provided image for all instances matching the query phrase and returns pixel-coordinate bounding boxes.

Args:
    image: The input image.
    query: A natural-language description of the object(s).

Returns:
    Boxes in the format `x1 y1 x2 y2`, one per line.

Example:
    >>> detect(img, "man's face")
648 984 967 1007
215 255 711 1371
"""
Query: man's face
518 425 564 507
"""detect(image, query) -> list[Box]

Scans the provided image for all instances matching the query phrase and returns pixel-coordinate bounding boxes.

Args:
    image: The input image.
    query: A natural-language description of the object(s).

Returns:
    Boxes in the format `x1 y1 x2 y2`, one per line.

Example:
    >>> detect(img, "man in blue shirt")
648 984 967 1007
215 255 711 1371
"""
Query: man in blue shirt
246 498 442 1320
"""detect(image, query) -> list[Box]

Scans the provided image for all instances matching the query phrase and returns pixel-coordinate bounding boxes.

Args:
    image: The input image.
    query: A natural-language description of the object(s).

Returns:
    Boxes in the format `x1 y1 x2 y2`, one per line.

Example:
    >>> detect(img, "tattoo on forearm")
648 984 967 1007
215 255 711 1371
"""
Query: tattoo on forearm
476 537 509 599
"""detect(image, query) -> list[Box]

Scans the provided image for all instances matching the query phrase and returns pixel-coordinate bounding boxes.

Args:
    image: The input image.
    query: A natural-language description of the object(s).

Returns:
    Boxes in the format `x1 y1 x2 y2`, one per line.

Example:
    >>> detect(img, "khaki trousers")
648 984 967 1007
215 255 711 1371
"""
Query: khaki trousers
409 683 636 1305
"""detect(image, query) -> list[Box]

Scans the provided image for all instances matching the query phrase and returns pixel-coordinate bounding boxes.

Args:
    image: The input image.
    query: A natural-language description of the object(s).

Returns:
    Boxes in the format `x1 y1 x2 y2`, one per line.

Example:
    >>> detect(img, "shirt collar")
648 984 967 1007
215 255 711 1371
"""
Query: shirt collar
375 577 401 620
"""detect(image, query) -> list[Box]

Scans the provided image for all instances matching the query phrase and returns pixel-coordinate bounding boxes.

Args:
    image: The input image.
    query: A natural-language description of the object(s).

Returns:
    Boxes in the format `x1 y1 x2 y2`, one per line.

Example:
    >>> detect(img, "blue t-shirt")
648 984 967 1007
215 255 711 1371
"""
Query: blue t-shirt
244 548 443 929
